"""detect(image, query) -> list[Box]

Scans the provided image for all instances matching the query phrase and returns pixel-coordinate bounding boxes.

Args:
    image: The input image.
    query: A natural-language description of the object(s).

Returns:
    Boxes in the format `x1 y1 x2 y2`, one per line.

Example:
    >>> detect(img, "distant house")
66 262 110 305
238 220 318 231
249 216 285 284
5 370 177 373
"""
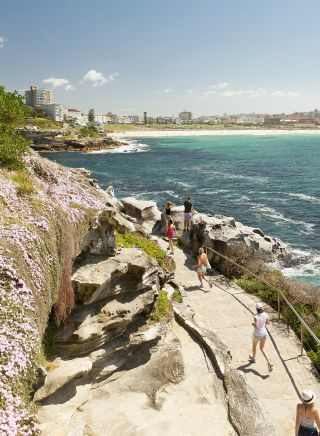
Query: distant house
66 108 88 126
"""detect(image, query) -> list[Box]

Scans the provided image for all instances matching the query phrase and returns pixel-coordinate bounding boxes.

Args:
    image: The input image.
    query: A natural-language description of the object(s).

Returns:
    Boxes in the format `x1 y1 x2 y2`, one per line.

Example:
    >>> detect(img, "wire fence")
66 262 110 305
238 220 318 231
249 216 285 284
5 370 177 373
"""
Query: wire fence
204 245 320 370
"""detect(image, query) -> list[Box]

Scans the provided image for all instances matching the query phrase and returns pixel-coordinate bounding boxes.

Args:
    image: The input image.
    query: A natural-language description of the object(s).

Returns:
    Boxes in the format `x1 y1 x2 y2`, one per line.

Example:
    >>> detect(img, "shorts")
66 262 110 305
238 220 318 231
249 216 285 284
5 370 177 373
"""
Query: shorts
184 212 192 222
252 334 268 341
197 266 206 273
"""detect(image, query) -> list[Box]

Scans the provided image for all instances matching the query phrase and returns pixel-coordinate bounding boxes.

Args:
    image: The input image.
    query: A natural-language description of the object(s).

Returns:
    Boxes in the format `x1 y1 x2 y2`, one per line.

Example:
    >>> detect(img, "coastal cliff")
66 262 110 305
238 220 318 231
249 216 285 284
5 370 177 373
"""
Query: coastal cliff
0 152 110 434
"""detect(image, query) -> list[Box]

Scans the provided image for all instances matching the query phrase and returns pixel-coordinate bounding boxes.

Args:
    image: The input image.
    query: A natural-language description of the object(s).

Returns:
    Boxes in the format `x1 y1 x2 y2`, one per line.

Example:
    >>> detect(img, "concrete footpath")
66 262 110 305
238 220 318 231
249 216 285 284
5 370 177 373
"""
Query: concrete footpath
159 239 320 436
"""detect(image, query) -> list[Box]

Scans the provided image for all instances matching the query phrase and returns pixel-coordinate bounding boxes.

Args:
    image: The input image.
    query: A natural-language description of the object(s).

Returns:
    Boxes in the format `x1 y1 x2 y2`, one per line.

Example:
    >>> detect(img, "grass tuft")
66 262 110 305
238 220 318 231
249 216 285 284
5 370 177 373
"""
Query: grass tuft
151 290 171 322
11 171 35 196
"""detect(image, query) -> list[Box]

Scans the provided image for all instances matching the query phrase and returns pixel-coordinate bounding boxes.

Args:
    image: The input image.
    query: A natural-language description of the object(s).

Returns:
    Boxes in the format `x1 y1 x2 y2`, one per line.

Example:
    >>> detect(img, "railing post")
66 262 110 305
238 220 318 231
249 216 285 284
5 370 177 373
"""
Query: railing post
277 292 281 320
300 323 304 356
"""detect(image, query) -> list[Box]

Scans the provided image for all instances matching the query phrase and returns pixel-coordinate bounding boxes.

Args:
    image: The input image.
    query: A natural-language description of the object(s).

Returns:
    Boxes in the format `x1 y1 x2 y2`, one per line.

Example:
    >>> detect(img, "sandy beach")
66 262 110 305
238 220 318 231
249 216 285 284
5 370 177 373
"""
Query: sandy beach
110 128 320 139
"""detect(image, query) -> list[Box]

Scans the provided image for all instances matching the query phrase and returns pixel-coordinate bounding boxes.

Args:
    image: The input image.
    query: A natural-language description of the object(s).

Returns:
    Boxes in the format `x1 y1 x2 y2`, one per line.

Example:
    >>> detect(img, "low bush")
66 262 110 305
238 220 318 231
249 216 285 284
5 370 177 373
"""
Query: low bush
116 233 167 266
151 290 171 322
11 171 35 196
0 125 30 170
78 126 100 138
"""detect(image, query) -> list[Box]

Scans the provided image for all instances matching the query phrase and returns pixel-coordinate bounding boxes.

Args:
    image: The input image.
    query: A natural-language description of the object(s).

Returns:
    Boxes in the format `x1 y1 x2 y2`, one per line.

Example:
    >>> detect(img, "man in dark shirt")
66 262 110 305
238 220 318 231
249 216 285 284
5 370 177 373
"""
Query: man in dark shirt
183 195 194 231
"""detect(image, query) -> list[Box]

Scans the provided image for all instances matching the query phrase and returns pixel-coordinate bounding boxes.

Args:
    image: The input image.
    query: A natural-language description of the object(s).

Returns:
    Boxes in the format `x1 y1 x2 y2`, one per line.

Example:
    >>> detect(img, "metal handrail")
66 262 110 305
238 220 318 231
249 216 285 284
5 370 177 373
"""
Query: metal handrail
204 245 320 353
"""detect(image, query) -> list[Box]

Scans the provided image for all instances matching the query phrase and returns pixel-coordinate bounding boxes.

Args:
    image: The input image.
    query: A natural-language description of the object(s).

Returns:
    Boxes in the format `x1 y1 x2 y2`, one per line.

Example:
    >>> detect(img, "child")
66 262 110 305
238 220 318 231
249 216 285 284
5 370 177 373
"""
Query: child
166 218 176 255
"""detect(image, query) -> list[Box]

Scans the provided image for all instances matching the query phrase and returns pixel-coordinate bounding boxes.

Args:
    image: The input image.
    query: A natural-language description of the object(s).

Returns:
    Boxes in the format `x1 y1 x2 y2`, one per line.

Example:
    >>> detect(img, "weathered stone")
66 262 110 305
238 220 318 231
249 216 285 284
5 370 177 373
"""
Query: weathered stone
80 208 135 256
55 286 157 357
72 248 161 304
121 197 161 232
34 357 92 402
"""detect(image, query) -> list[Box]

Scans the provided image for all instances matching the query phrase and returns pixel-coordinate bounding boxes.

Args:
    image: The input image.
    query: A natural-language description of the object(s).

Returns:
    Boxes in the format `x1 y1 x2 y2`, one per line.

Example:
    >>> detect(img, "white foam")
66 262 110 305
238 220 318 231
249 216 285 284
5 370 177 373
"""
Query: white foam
287 192 320 204
251 204 315 233
88 139 149 154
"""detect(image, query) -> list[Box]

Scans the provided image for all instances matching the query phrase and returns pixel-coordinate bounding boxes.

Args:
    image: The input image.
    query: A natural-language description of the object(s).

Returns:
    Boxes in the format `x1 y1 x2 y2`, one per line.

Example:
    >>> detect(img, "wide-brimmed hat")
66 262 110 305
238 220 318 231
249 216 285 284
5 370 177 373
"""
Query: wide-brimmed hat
256 302 263 309
301 389 316 403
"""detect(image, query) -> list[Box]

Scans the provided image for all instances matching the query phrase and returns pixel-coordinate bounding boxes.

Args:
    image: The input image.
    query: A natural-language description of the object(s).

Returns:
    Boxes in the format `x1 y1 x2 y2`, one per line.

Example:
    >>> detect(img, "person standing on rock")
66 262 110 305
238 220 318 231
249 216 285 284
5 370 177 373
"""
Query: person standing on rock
249 303 273 372
296 389 320 436
196 247 212 290
163 201 175 230
166 218 176 254
184 195 195 231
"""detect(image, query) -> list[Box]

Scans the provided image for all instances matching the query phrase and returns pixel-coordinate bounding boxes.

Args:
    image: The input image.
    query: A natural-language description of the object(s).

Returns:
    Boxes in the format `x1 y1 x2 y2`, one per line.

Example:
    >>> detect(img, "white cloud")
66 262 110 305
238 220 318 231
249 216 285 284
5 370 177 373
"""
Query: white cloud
65 84 75 91
164 88 173 93
270 90 285 97
43 77 75 90
81 69 118 87
287 91 299 98
0 36 4 48
209 82 229 90
43 77 70 88
187 89 194 95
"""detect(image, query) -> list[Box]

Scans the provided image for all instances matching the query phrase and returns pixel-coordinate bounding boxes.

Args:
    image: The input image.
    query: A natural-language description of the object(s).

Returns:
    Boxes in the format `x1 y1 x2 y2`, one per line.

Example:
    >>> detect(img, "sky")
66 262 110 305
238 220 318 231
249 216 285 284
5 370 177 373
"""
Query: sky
1 0 320 116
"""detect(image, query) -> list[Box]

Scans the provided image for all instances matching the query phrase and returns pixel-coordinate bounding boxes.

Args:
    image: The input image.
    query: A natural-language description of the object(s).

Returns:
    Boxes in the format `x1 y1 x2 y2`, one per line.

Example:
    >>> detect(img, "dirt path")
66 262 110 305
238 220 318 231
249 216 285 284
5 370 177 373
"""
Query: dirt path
159 239 320 435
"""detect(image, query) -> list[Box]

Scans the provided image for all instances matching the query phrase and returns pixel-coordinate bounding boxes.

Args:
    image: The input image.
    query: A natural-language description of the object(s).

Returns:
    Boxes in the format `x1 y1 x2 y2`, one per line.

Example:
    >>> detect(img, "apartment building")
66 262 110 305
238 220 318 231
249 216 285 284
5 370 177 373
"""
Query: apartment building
41 103 66 122
25 86 53 108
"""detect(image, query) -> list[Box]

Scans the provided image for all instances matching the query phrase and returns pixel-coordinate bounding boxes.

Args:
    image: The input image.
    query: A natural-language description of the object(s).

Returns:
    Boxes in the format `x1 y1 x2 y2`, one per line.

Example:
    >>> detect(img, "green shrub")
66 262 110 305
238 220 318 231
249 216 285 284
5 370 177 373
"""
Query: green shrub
78 126 100 138
11 171 35 195
116 233 167 266
0 125 30 170
151 290 171 322
172 290 183 303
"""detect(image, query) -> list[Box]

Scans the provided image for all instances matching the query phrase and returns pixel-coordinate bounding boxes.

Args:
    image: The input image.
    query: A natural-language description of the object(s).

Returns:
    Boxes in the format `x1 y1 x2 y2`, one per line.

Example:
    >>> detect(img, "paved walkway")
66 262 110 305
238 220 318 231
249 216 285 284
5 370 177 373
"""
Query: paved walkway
159 239 320 436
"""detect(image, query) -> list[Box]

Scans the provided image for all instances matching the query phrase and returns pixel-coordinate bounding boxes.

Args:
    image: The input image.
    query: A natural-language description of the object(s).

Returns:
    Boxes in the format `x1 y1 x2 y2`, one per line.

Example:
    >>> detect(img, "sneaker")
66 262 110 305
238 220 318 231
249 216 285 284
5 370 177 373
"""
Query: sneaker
268 362 273 372
249 355 256 363
171 251 174 255
200 284 204 289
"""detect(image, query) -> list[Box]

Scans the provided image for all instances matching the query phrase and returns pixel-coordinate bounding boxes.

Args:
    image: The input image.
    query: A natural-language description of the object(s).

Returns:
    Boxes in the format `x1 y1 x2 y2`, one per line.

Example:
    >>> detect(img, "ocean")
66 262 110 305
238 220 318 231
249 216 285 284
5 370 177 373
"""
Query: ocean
42 134 320 287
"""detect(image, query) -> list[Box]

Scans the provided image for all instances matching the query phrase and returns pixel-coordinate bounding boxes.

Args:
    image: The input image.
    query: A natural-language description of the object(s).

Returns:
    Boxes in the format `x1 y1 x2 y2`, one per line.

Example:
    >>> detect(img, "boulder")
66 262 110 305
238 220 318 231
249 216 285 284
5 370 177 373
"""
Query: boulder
80 208 135 256
54 285 157 357
176 212 291 268
72 248 162 304
121 197 161 232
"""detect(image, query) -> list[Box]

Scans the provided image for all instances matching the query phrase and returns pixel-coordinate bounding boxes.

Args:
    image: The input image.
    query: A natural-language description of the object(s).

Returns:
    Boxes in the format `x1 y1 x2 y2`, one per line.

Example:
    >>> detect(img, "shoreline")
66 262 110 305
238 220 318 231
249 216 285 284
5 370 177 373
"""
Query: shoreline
109 128 320 139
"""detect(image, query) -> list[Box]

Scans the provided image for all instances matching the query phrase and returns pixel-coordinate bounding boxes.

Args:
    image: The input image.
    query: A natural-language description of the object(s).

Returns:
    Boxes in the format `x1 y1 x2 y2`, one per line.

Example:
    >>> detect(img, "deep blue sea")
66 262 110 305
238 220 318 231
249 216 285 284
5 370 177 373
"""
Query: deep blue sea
42 134 320 287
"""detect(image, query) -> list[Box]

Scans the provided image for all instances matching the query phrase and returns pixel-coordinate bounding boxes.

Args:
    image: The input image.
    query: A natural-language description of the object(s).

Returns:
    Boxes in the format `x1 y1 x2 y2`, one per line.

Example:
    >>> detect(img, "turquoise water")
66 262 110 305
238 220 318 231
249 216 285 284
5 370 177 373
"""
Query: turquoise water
43 134 320 286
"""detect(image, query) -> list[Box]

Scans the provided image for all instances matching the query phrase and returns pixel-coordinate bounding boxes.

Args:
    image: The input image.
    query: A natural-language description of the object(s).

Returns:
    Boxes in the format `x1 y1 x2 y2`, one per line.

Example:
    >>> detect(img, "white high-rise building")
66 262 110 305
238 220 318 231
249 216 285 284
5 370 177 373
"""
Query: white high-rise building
41 104 66 122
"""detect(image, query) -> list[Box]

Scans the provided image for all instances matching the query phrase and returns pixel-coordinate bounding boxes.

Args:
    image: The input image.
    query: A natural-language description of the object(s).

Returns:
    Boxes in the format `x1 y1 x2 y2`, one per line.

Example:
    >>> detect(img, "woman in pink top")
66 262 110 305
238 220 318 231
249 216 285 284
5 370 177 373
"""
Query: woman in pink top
166 218 176 255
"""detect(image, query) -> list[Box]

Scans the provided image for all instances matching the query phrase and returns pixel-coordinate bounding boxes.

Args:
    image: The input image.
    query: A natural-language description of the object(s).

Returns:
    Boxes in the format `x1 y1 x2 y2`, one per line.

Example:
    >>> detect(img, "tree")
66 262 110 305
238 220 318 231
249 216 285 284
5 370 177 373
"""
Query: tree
88 108 95 123
0 85 29 125
0 84 30 169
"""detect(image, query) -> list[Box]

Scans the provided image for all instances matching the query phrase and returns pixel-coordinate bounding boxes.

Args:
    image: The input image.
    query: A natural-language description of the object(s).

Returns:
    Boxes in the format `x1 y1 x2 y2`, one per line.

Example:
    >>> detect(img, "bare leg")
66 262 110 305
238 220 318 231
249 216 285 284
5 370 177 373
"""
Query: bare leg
260 338 271 363
251 339 258 360
197 272 203 286
169 238 174 254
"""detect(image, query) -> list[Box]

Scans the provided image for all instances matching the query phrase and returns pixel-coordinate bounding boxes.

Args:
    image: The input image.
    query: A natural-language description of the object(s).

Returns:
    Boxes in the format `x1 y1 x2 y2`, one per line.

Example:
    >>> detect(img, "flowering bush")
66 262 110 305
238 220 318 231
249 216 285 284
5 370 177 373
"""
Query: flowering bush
0 152 108 433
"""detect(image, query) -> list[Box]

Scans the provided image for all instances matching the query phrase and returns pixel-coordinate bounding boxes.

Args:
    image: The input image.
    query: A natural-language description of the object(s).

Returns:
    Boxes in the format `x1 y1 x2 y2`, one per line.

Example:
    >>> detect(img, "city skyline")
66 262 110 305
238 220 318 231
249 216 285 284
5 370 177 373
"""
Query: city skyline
1 0 320 115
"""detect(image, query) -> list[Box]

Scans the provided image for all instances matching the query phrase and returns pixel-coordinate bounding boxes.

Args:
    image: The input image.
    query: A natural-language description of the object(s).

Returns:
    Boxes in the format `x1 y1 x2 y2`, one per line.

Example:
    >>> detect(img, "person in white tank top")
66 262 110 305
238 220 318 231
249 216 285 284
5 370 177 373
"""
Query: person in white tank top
249 302 273 372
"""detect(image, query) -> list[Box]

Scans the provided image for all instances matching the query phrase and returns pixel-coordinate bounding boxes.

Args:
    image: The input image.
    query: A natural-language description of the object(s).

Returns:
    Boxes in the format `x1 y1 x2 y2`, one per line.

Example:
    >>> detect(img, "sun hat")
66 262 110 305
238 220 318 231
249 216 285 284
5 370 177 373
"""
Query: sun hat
256 302 263 309
301 389 316 403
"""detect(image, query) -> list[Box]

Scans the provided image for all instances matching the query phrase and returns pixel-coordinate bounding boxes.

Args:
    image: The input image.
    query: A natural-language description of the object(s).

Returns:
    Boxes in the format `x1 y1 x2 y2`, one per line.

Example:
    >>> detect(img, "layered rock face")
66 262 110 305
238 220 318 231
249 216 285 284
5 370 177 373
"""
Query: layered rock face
121 197 161 233
123 197 291 267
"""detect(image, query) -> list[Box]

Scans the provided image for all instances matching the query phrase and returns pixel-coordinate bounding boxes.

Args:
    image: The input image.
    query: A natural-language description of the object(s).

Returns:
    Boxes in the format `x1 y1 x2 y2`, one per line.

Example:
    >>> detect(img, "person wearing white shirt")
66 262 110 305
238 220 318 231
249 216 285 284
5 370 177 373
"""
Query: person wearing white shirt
249 302 273 372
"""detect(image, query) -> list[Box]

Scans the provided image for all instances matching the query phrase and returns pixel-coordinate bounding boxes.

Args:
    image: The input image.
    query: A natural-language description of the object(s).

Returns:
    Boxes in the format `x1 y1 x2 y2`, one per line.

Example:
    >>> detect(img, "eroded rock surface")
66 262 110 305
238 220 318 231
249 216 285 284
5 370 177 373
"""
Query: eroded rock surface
121 197 161 233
